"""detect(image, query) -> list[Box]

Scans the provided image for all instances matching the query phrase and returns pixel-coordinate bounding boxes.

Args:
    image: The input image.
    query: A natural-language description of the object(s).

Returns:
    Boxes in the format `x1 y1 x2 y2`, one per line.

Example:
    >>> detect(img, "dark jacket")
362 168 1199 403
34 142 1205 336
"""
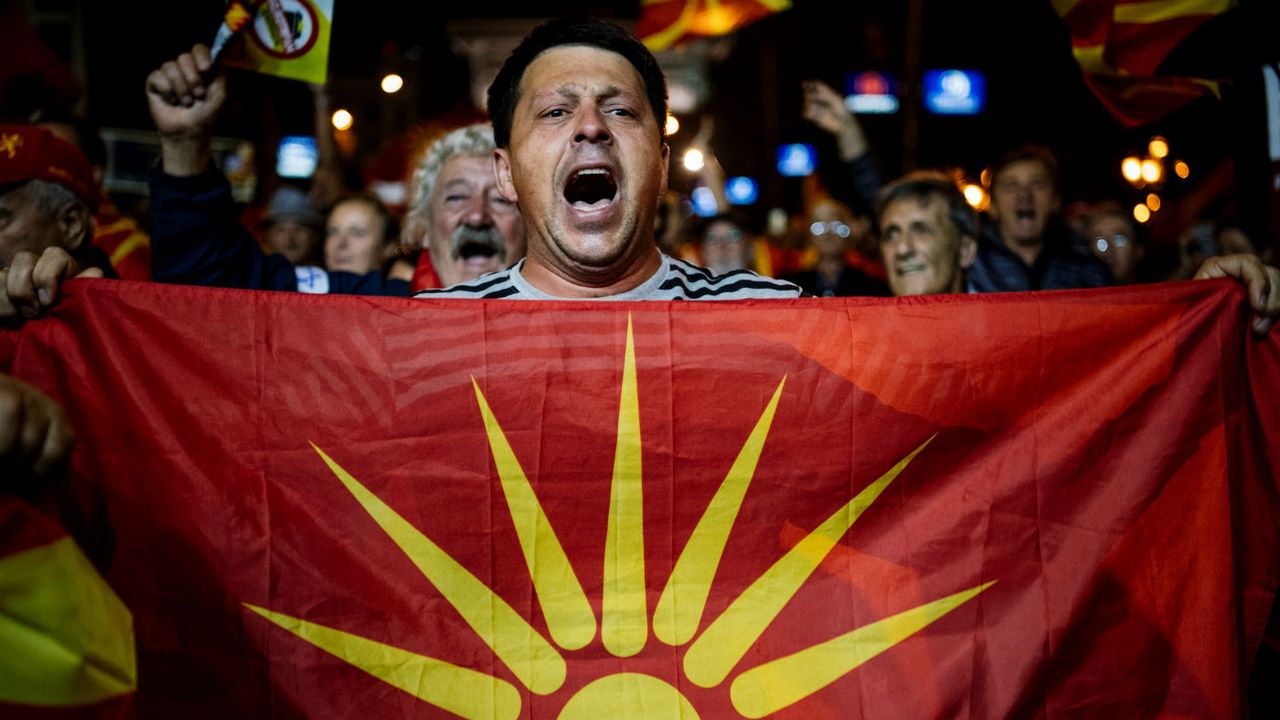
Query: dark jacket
967 223 1111 293
149 168 408 296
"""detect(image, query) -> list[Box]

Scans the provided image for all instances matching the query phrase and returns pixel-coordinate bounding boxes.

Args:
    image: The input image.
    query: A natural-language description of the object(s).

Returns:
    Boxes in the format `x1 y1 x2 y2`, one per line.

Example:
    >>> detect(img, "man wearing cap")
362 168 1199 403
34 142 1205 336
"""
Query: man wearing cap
261 185 324 267
0 124 115 275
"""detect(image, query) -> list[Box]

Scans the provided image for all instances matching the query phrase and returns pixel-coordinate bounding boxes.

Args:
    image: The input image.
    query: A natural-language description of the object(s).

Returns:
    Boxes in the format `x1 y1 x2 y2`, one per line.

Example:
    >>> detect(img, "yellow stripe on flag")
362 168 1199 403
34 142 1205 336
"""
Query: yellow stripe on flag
1113 0 1234 24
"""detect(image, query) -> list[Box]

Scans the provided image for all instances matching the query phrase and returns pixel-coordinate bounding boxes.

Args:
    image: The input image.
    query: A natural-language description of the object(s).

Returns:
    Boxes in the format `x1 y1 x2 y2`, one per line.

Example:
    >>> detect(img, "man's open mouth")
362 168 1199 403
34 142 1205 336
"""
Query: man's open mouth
452 226 504 261
563 167 618 211
1014 208 1036 221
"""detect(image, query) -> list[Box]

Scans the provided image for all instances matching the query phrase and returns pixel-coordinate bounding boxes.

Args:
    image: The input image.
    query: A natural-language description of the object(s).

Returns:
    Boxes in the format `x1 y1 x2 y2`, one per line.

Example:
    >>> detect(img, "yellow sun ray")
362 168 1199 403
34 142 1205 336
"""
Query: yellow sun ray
654 377 787 647
683 435 936 688
728 581 996 718
244 604 522 720
472 379 597 651
602 316 647 657
310 444 566 695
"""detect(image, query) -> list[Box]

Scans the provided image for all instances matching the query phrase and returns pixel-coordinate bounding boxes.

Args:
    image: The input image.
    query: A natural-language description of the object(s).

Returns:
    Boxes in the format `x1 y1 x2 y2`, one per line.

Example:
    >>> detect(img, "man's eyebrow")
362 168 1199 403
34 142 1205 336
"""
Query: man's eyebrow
441 178 474 190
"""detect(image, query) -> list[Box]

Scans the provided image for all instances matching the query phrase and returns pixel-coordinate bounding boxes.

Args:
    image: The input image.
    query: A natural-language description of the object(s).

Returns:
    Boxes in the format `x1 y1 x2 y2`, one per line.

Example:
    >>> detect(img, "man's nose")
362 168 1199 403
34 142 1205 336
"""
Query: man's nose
464 194 493 227
573 106 612 145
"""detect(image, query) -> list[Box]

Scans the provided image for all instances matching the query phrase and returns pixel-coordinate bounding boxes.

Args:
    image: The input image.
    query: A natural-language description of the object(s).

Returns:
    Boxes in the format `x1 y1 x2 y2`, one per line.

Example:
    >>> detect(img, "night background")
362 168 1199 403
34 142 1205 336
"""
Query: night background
6 0 1280 254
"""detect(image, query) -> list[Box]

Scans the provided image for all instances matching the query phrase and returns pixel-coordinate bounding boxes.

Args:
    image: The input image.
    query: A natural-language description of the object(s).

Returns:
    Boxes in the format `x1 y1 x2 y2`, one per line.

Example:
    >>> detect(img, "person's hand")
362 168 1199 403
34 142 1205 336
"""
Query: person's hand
801 80 868 161
0 374 74 483
0 247 103 324
146 43 226 139
146 44 226 176
1194 253 1279 335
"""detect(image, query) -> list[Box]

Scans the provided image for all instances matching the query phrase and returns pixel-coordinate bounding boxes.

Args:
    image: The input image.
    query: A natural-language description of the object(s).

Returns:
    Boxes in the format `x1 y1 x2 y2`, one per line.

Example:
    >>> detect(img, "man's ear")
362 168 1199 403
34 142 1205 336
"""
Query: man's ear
658 142 670 197
494 149 518 203
959 233 978 270
58 203 91 252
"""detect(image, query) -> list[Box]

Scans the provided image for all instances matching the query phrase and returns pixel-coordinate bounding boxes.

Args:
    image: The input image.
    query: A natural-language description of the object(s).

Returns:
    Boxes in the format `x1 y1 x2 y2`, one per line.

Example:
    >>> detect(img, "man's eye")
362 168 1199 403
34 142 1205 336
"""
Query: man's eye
608 107 635 117
544 108 566 118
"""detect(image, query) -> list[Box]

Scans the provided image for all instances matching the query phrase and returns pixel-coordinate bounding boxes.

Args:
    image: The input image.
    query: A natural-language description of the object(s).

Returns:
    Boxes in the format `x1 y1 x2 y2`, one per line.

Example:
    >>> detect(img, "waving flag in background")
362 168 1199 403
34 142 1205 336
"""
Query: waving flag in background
638 0 791 50
1 280 1278 718
221 0 334 84
1054 0 1237 127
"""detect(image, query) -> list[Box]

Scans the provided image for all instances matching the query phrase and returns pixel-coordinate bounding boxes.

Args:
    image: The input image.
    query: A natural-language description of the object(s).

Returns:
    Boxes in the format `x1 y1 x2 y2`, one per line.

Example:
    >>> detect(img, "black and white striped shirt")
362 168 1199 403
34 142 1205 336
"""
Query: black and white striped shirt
414 255 803 300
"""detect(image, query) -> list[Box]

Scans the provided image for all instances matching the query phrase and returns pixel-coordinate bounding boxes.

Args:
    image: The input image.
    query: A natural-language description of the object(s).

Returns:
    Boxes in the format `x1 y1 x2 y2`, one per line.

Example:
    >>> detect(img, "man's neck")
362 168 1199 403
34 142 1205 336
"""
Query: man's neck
999 230 1044 268
519 244 664 299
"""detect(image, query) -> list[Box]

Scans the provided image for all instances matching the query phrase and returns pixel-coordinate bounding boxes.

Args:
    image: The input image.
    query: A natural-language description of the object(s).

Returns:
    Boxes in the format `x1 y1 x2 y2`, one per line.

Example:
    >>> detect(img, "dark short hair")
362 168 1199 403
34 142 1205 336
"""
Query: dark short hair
988 144 1061 195
874 170 976 240
486 17 668 148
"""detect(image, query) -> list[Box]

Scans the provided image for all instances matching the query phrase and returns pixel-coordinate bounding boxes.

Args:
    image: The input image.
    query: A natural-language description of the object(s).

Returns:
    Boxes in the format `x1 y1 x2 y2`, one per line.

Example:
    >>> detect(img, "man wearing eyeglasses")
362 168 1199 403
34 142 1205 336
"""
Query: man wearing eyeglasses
784 199 888 297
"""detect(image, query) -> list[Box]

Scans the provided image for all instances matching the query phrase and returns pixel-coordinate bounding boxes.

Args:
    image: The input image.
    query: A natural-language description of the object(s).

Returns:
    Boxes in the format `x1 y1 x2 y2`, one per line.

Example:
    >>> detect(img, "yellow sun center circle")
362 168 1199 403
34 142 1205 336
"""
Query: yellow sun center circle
558 673 700 719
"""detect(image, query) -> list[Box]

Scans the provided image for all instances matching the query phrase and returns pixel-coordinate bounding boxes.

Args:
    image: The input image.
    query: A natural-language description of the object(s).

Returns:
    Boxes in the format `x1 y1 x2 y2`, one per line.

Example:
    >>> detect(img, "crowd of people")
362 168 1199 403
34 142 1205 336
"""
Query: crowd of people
2 17 1278 475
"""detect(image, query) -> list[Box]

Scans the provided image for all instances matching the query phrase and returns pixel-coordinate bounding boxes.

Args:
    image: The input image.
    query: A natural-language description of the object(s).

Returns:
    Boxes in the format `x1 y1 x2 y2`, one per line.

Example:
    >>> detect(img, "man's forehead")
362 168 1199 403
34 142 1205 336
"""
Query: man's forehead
521 45 642 96
438 154 495 184
995 159 1052 183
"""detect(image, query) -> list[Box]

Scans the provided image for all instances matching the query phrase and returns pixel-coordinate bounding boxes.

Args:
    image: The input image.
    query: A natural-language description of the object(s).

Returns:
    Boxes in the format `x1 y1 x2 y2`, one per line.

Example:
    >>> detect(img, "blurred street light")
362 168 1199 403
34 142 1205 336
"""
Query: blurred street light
381 74 404 94
665 113 680 136
683 148 705 172
1148 137 1169 158
1145 193 1161 211
332 109 354 131
1133 203 1151 223
962 183 988 211
1121 157 1142 183
1174 160 1190 179
1140 158 1162 184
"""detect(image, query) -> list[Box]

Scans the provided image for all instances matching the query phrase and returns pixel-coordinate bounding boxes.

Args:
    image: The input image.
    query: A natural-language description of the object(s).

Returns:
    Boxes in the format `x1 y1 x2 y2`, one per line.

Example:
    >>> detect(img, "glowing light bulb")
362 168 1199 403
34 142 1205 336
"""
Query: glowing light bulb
1174 161 1190 179
665 113 680 136
1145 193 1161 212
1140 159 1162 184
683 148 705 172
1133 203 1151 224
381 74 404 94
1121 157 1142 183
962 184 985 209
1148 137 1168 158
331 109 354 131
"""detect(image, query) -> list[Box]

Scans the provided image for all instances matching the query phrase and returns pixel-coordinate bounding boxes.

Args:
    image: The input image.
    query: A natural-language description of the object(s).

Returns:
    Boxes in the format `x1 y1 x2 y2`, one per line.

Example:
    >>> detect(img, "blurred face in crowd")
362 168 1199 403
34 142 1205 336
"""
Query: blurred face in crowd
425 154 525 287
989 159 1060 247
701 219 749 274
324 198 386 275
1086 211 1141 285
0 184 86 267
495 45 668 287
878 193 976 296
267 220 321 265
808 201 854 260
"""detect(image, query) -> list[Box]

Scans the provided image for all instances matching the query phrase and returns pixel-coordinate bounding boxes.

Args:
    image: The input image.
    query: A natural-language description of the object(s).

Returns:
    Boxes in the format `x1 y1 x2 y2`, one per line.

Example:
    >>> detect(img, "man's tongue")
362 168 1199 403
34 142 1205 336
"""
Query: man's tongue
565 168 617 211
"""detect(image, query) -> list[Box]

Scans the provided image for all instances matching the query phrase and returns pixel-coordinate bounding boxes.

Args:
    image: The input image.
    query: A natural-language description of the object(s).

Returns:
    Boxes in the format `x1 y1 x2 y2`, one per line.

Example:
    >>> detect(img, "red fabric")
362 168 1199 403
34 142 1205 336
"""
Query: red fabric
0 280 1277 717
92 203 151 282
1057 0 1233 128
410 250 442 292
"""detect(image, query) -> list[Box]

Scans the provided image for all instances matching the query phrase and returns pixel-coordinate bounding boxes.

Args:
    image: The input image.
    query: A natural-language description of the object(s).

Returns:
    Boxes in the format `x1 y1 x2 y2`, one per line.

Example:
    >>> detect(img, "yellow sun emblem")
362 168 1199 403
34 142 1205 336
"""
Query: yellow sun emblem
245 316 994 718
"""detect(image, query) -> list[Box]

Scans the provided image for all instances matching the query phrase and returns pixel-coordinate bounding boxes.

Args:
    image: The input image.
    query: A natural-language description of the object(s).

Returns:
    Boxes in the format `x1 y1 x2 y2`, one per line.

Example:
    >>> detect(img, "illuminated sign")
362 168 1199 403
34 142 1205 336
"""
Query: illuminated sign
725 176 759 205
277 135 318 178
923 69 986 115
776 144 816 177
843 71 900 114
691 186 719 217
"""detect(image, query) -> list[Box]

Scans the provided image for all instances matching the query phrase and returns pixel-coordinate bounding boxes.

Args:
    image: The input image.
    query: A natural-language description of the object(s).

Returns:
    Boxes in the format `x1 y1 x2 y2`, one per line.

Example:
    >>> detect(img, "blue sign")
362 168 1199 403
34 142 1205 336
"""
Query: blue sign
276 135 318 179
923 69 986 115
776 144 816 177
725 176 758 205
691 186 719 217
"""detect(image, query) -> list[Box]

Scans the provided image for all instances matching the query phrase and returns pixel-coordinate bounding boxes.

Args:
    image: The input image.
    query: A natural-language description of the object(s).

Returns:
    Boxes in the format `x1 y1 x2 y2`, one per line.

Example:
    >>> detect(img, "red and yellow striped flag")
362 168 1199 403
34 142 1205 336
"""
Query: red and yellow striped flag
1055 0 1236 127
638 0 791 51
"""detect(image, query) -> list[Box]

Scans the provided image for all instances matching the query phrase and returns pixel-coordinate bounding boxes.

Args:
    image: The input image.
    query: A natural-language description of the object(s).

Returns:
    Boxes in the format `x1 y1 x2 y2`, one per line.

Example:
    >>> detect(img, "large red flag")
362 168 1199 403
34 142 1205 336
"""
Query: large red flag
1 279 1277 717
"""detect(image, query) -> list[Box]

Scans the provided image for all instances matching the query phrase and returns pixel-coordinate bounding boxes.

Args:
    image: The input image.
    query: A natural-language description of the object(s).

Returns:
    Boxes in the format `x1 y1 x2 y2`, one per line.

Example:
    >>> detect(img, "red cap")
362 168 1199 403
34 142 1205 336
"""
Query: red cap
0 124 100 211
